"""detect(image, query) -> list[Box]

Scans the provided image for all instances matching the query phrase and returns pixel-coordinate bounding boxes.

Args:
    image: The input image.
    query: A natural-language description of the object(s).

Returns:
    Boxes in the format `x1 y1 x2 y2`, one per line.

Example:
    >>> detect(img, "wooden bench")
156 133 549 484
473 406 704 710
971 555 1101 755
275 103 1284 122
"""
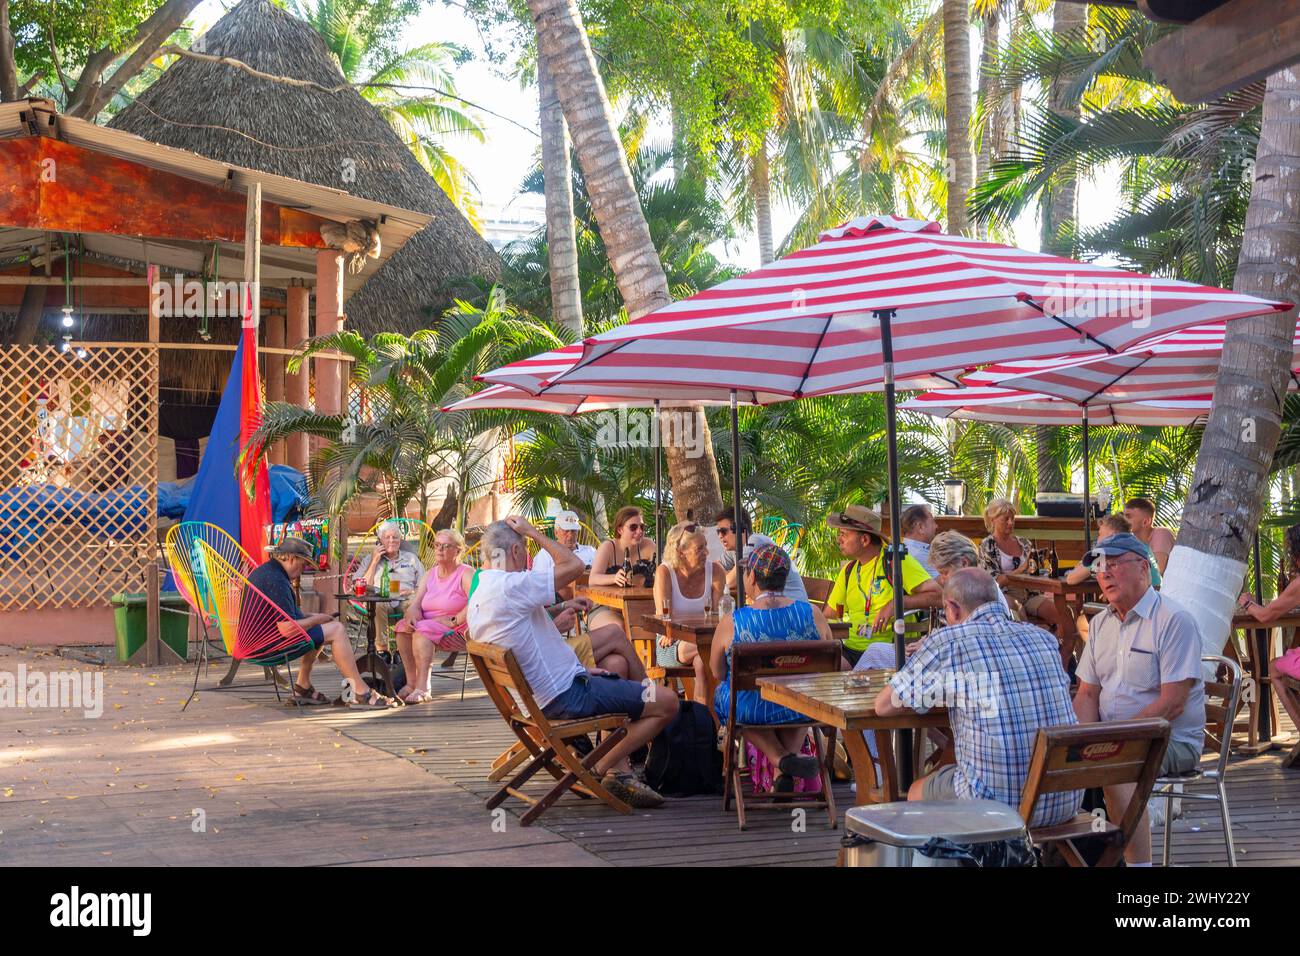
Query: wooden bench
468 640 632 826
722 639 842 830
1018 717 1170 867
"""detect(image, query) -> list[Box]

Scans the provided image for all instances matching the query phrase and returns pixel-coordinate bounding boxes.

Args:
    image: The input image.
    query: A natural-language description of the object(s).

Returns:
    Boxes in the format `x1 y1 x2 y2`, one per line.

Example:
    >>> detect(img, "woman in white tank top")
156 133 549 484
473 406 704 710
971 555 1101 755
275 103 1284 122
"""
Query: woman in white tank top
653 522 726 705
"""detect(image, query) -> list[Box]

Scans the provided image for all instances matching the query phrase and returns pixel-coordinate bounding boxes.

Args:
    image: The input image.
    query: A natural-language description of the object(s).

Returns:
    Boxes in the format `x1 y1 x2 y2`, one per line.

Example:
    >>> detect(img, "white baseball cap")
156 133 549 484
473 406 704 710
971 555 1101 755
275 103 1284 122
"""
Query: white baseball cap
554 510 581 531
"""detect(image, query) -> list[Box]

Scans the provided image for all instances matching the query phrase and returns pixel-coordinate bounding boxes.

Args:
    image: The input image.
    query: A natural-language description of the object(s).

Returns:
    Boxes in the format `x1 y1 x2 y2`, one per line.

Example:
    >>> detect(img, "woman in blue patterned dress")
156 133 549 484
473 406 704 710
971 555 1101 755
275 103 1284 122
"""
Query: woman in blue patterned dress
710 545 834 787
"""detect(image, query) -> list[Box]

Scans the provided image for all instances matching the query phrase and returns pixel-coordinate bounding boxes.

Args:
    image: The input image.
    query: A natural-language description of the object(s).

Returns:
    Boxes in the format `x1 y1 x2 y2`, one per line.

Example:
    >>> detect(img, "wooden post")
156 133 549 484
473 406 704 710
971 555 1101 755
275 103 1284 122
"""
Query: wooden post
285 281 310 473
315 251 345 616
146 264 162 343
145 561 160 666
265 311 287 466
244 183 261 332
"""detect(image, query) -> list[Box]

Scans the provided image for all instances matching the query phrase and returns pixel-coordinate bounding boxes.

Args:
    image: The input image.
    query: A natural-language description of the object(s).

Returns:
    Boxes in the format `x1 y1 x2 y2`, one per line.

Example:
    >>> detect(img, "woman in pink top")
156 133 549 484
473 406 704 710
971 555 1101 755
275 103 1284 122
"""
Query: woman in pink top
395 528 475 703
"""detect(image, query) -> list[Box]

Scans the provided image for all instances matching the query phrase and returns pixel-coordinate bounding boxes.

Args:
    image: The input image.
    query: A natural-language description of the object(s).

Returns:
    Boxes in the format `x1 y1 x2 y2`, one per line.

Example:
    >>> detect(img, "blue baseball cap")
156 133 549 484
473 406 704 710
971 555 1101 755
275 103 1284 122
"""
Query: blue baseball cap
1081 532 1151 568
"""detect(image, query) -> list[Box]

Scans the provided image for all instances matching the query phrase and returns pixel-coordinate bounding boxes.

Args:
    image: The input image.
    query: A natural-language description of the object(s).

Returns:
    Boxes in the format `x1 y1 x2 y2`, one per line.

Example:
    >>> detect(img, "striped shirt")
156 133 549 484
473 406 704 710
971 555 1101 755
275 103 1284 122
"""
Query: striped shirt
889 602 1082 827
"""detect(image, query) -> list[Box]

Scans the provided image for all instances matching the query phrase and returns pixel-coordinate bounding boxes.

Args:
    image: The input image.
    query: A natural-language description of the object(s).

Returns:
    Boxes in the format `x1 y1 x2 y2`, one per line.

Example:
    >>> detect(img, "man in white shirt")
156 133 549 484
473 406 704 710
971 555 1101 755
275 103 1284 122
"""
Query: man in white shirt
715 505 808 601
532 510 597 600
468 516 678 808
1074 533 1205 866
901 503 939 577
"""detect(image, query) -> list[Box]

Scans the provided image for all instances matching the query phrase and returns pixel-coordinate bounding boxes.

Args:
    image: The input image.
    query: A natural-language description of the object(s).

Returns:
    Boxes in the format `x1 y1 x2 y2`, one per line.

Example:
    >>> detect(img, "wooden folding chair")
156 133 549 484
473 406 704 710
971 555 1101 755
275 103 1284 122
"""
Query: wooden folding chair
721 639 841 830
1018 718 1170 867
467 640 632 826
802 576 833 611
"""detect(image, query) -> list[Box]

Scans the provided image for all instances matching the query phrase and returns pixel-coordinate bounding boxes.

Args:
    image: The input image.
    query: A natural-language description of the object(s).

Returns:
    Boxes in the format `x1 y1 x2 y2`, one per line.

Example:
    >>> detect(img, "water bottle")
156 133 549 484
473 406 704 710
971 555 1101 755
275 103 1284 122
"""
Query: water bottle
718 591 735 616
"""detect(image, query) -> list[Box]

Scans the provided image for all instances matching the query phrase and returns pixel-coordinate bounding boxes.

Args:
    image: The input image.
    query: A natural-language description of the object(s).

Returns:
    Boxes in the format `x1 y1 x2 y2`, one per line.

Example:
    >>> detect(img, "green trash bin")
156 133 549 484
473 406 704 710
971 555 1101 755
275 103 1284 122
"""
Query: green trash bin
111 592 191 662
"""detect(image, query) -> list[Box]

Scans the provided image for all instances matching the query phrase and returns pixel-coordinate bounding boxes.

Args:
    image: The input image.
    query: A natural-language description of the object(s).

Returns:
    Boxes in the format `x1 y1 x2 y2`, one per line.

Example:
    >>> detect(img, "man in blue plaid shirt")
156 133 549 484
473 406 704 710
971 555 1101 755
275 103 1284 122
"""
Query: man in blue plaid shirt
874 567 1082 826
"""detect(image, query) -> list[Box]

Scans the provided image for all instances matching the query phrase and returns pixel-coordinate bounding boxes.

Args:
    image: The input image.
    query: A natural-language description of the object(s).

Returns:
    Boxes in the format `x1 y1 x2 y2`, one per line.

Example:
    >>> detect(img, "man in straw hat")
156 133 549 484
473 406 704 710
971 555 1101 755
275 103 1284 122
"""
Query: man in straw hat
250 537 400 708
825 504 941 667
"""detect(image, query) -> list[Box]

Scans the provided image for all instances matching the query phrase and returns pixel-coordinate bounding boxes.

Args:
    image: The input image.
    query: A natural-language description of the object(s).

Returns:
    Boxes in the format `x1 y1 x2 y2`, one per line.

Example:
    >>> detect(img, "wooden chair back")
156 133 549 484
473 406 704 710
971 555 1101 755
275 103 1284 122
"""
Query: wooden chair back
803 576 834 609
1019 717 1169 863
729 640 841 696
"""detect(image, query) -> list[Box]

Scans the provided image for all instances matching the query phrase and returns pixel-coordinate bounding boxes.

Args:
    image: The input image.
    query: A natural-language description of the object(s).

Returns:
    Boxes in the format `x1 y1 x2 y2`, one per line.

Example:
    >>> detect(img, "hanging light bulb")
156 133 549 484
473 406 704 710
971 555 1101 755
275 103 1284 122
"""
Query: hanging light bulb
75 348 88 360
60 340 71 353
61 305 74 328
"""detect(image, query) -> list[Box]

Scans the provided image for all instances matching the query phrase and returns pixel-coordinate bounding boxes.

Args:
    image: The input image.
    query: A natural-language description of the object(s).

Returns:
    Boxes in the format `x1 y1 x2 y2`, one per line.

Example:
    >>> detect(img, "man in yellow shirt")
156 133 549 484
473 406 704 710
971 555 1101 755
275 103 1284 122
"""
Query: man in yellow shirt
825 505 942 666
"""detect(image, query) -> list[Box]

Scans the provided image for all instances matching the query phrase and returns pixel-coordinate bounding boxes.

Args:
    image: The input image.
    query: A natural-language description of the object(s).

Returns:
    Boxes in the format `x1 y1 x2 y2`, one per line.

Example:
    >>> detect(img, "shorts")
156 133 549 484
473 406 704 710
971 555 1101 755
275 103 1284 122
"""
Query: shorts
565 632 597 669
304 625 325 649
542 672 647 722
1161 738 1202 775
920 764 959 800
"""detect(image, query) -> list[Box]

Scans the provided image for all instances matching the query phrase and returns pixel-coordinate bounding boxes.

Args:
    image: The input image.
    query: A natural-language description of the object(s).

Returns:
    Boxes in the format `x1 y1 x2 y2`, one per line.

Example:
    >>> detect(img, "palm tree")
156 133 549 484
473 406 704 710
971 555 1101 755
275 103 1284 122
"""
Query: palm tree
537 53 583 334
1160 68 1300 648
292 0 486 227
942 0 974 235
528 0 725 520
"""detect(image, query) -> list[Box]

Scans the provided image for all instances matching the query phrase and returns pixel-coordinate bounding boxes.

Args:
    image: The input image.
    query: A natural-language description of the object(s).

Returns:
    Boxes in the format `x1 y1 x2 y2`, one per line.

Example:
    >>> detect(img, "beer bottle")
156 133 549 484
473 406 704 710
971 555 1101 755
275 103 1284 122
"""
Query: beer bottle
1049 542 1060 577
622 547 633 587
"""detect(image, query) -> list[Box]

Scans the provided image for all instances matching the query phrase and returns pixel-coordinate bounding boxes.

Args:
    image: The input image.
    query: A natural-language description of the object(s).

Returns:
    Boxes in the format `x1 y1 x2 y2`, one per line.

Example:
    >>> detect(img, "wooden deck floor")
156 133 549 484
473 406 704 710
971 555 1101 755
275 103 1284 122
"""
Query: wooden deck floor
228 661 1300 868
4 642 1295 868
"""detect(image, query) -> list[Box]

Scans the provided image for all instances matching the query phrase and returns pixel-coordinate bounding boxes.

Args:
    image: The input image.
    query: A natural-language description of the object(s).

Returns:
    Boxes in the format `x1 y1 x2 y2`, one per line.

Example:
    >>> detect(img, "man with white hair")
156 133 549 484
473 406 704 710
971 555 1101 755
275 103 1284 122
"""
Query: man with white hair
468 516 679 808
874 567 1081 826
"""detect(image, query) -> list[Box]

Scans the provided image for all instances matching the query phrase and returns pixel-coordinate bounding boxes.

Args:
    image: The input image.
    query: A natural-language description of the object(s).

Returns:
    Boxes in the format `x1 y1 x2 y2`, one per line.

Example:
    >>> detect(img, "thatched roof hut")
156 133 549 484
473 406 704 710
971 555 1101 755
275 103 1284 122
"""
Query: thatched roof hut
109 0 500 341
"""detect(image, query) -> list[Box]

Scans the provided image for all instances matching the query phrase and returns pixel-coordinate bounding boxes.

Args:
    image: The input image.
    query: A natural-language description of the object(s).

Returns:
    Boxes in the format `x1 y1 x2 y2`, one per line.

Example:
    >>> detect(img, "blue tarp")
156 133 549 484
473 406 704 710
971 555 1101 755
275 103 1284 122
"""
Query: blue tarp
158 465 306 523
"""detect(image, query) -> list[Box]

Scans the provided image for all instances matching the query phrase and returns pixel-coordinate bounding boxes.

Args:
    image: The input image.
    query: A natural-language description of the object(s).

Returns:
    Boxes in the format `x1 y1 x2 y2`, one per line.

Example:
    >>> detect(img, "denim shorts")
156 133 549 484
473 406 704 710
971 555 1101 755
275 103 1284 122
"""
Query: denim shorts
304 625 325 649
543 672 646 722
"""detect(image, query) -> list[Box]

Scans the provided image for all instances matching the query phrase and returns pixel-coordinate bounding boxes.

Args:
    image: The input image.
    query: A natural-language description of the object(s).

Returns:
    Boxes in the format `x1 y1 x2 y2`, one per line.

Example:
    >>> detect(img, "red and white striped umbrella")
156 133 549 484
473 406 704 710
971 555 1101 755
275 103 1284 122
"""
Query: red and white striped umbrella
481 215 1290 398
442 382 631 416
902 387 1217 427
964 320 1300 403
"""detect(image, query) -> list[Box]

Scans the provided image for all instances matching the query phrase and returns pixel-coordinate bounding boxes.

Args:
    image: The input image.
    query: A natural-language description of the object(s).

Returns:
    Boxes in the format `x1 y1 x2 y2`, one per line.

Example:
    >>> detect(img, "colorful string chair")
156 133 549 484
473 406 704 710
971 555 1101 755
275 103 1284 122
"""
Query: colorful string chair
166 522 256 711
196 539 320 708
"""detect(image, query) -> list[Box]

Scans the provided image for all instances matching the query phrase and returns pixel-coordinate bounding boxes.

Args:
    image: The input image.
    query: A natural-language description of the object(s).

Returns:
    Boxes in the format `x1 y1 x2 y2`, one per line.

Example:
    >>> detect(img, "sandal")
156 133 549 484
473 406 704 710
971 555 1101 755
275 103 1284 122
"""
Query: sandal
778 753 820 781
354 688 402 709
291 683 330 705
773 773 796 802
402 689 434 704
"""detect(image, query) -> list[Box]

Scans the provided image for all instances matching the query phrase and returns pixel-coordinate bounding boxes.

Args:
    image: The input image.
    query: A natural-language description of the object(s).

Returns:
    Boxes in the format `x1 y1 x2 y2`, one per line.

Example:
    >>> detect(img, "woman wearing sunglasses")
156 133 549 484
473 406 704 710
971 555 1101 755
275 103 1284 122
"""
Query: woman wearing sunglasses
583 506 659 680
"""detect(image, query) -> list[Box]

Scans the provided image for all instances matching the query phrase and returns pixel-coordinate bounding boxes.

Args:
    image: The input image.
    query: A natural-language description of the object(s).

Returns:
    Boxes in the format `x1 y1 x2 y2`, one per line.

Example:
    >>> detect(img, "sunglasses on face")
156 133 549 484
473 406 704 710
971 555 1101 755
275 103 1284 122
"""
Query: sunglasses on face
624 523 645 532
716 525 734 536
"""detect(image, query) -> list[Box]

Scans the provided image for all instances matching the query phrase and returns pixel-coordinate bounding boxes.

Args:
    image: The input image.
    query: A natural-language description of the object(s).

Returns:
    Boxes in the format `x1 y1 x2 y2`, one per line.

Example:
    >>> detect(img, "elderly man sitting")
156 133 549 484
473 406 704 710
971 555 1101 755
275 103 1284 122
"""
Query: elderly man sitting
874 568 1082 826
248 537 400 708
1073 532 1205 866
467 516 679 808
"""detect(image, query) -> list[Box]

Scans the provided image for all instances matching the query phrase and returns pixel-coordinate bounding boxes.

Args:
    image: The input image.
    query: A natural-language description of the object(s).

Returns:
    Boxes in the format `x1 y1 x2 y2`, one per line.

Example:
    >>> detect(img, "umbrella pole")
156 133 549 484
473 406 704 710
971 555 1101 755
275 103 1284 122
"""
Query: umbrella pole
1082 406 1092 552
655 399 663 564
877 308 912 789
730 390 744 607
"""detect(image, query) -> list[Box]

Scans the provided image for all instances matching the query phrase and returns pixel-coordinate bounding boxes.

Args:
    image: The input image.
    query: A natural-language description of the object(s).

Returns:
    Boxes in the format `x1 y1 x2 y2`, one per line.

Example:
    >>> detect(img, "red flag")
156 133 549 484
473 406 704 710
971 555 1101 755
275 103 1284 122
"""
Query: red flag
238 284 272 561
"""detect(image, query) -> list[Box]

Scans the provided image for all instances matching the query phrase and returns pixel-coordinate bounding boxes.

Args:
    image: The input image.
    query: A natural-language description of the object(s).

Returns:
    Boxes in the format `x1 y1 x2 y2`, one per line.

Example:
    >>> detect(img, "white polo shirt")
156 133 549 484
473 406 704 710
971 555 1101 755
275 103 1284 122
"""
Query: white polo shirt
466 564 585 709
1076 588 1205 749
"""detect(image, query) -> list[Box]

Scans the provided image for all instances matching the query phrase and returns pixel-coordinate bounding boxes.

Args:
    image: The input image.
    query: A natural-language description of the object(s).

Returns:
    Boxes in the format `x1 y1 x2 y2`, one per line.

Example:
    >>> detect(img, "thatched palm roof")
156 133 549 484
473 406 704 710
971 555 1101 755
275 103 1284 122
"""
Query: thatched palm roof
109 0 500 339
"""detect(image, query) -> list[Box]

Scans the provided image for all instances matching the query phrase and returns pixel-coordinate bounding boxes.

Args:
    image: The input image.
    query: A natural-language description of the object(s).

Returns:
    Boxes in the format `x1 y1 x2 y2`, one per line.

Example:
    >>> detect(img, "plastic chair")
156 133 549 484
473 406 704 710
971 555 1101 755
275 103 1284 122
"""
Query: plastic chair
166 522 256 710
1155 654 1242 867
195 540 320 708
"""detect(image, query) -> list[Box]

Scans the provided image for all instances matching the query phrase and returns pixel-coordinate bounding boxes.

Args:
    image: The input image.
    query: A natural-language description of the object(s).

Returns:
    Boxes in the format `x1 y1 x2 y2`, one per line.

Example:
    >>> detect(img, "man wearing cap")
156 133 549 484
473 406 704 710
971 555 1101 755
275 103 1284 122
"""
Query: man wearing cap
825 504 942 666
532 511 598 602
1073 532 1205 866
533 509 645 683
248 538 399 708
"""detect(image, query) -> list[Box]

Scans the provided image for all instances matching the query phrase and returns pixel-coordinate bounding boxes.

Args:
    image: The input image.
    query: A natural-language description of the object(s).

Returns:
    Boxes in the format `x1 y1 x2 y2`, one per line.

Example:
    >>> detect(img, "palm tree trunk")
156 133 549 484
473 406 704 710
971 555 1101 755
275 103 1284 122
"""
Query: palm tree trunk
1161 67 1300 655
1036 425 1064 494
942 0 974 236
538 54 584 337
752 145 775 266
1040 1 1085 257
528 0 724 519
975 8 1000 196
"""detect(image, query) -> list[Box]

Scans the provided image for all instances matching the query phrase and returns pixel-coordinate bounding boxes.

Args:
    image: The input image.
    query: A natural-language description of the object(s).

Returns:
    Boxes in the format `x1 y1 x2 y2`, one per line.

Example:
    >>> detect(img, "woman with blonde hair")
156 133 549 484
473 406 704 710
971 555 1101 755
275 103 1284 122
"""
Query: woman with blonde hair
978 498 1058 630
654 521 725 704
395 527 473 703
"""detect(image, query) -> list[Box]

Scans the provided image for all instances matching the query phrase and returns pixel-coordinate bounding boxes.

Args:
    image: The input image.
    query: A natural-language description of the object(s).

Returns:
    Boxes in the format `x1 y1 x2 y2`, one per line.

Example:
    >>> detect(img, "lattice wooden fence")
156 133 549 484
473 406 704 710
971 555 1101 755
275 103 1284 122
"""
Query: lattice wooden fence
0 345 158 610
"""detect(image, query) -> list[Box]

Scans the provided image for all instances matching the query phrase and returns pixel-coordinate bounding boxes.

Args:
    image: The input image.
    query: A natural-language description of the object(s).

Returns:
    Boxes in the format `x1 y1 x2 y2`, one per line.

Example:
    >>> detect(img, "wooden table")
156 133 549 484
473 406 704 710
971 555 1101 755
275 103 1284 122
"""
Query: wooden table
640 612 721 702
758 670 949 805
578 584 658 668
1229 609 1300 752
1003 572 1099 662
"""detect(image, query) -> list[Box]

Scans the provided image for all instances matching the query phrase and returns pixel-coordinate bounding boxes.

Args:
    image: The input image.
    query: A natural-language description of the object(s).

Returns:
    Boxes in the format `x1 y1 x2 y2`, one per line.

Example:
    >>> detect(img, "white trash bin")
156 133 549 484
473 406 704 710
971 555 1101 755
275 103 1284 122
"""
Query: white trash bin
842 799 1028 867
